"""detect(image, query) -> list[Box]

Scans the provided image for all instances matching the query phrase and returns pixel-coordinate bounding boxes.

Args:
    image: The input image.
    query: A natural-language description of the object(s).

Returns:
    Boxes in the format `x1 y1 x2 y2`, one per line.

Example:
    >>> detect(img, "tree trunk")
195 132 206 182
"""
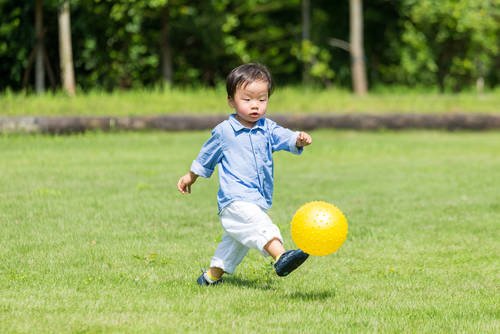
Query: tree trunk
349 0 367 95
160 6 173 85
301 0 311 84
58 0 76 96
35 0 45 93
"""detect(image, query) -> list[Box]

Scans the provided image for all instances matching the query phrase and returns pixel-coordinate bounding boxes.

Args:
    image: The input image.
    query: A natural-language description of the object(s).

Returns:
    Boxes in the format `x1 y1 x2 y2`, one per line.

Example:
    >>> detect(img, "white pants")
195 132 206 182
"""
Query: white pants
210 201 283 274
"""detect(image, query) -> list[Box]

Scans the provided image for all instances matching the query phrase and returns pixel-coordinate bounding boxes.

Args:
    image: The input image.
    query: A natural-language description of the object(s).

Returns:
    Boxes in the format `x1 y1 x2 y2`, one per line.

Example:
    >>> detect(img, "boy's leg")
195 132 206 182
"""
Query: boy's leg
221 201 284 255
207 267 224 280
211 232 249 275
264 238 309 277
263 238 286 260
198 232 248 284
222 201 309 276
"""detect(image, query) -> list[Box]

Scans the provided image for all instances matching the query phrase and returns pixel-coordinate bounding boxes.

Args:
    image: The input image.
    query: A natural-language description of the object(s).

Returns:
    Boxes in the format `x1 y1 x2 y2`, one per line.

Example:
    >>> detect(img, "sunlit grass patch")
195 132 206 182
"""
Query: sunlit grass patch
1 86 499 116
0 131 498 332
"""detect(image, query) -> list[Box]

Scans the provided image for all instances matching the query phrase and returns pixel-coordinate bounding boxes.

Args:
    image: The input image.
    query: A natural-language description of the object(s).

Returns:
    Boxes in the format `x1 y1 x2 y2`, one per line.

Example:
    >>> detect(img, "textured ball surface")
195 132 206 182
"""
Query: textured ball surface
291 201 348 256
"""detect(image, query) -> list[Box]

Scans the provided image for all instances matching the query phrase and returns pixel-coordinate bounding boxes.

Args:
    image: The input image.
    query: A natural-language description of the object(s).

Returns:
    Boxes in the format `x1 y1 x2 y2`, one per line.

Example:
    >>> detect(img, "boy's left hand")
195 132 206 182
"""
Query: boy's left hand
296 131 312 147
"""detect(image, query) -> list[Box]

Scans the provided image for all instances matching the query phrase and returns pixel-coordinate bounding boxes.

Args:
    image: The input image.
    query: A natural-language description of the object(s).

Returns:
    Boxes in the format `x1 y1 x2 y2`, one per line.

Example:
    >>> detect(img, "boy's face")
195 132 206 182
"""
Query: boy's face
228 80 269 128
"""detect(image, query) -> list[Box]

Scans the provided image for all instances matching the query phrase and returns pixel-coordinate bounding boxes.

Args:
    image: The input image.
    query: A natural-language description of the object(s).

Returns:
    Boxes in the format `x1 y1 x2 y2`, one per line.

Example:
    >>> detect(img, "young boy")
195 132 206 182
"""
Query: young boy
177 63 312 286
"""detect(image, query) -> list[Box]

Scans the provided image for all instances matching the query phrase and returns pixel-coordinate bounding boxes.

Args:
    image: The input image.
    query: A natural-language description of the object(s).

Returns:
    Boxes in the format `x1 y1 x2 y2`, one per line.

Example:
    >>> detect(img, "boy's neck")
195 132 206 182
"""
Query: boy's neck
235 114 258 128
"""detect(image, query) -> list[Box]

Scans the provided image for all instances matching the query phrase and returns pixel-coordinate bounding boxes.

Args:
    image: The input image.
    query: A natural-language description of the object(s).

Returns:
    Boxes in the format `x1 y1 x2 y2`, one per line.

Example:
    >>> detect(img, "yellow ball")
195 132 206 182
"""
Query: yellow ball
291 201 348 256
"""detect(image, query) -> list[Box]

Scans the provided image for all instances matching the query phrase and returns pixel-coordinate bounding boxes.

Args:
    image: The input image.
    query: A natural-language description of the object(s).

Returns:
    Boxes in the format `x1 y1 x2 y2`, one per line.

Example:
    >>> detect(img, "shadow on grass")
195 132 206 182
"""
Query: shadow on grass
283 289 336 301
224 276 278 290
224 277 336 301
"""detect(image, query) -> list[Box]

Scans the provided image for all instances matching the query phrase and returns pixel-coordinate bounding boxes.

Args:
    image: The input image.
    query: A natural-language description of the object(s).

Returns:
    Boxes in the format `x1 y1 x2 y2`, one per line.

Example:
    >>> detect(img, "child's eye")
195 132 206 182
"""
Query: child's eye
243 98 250 101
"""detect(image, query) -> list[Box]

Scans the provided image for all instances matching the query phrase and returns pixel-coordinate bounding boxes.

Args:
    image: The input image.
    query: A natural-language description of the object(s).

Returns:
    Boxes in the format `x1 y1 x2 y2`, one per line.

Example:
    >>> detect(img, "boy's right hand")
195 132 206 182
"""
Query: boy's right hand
177 172 198 194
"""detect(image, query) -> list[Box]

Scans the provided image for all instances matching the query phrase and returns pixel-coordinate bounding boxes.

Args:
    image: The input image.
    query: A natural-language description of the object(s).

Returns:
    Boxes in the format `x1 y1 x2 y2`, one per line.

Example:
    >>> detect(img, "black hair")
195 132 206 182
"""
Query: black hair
226 63 273 99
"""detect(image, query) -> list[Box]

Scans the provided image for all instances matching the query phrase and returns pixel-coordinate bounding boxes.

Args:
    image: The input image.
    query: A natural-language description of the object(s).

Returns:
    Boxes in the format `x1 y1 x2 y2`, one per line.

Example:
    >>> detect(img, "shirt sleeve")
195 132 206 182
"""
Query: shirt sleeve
270 124 303 155
190 129 224 178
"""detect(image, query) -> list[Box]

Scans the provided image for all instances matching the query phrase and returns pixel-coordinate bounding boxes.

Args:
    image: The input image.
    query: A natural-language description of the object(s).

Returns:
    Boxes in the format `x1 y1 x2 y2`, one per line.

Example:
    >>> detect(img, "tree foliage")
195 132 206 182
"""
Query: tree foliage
398 0 499 91
0 0 498 92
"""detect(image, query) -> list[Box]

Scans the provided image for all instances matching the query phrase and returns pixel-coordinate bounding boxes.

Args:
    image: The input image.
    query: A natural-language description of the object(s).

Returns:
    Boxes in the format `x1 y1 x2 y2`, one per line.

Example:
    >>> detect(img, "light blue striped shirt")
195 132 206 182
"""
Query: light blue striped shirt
191 114 302 212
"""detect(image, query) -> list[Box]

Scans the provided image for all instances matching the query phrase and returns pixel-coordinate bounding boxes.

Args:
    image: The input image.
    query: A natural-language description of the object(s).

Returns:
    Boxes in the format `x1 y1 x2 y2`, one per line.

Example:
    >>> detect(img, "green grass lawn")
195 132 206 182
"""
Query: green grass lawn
1 130 499 332
1 87 499 116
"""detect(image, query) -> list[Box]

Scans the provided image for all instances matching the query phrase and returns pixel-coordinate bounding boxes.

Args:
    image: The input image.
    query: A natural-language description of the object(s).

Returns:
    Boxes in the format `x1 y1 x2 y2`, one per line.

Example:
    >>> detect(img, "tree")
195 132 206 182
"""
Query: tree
0 0 497 92
24 0 56 93
349 0 367 95
58 0 76 95
160 5 173 85
296 0 335 86
35 0 45 93
399 0 499 92
301 0 311 84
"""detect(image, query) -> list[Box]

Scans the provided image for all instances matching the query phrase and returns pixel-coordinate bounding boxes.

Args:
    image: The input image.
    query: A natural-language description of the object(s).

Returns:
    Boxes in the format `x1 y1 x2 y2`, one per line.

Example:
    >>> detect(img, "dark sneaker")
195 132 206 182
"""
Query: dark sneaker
274 250 309 277
197 272 223 286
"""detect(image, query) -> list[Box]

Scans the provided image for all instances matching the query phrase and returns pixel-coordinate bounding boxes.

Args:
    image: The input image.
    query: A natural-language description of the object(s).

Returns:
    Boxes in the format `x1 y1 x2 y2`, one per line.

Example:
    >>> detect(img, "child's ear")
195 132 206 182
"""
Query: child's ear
227 97 235 108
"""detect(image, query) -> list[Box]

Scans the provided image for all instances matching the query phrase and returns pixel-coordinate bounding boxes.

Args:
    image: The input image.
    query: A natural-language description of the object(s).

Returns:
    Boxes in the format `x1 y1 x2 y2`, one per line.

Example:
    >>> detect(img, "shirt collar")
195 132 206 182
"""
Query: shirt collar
228 114 266 132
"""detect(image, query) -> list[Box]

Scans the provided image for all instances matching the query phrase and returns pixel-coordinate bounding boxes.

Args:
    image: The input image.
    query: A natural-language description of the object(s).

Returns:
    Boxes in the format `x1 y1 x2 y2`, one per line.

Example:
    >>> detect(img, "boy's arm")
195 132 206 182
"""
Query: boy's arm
177 171 199 194
296 131 312 147
177 127 223 195
270 123 312 153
